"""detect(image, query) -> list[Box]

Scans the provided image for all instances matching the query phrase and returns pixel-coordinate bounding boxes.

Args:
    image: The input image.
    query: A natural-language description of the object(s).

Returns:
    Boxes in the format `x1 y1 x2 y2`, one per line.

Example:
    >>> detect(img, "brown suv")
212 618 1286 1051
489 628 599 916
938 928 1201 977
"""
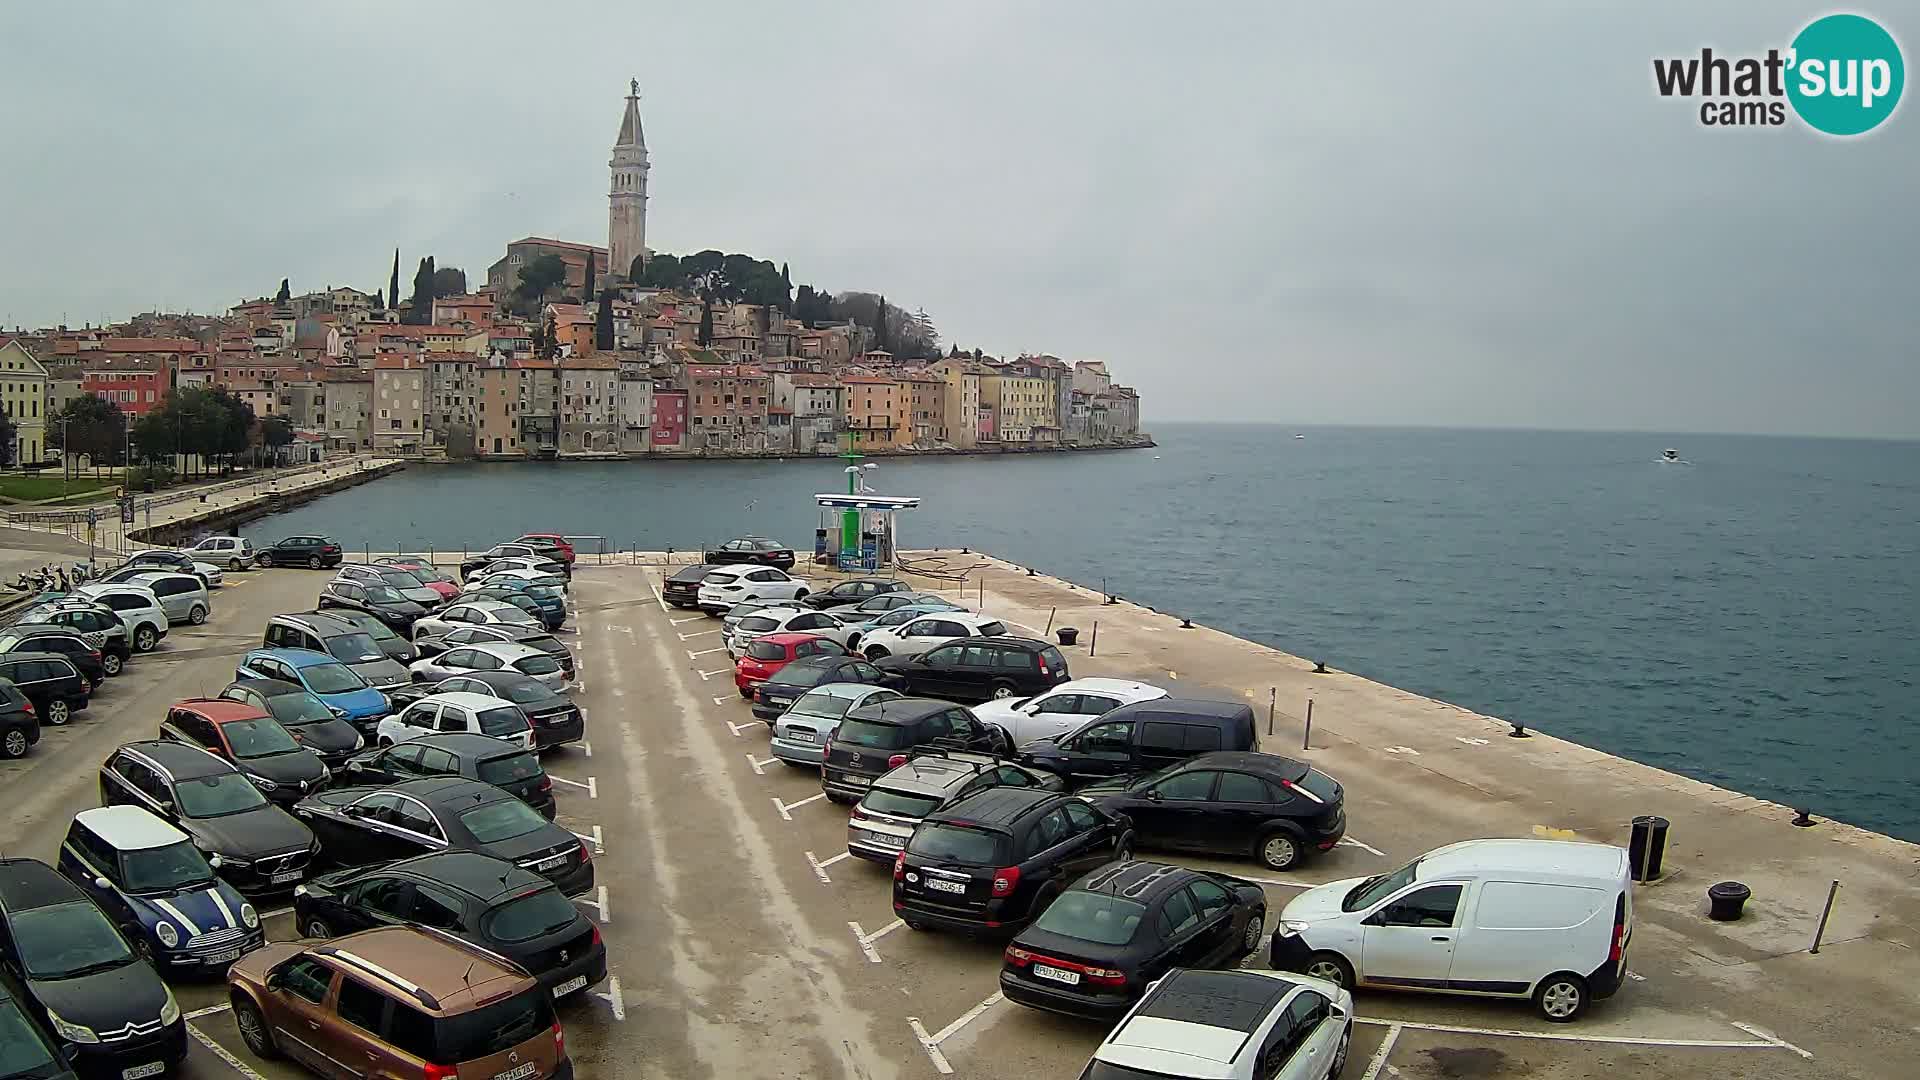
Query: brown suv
226 924 573 1080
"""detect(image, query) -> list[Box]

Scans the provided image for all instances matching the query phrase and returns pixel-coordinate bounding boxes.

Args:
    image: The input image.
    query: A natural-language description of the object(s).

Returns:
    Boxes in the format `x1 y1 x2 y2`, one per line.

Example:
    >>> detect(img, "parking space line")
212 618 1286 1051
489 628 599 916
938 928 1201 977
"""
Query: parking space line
1730 1023 1814 1059
257 905 293 920
592 974 626 1021
687 646 727 659
773 792 828 820
805 850 852 883
569 825 605 853
1359 1022 1401 1080
1339 836 1386 857
712 695 732 706
574 885 610 923
677 629 720 640
669 615 705 626
698 667 731 679
189 1022 267 1080
579 739 592 758
910 991 1003 1076
745 753 780 775
727 720 761 737
551 775 597 797
1352 1016 1809 1054
848 918 904 963
184 1003 233 1021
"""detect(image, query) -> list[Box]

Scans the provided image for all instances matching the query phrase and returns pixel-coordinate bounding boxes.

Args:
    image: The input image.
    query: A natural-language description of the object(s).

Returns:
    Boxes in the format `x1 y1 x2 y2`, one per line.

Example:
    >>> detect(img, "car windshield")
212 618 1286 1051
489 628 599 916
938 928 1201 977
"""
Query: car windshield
1032 891 1148 945
497 606 541 625
0 999 58 1074
302 661 367 694
496 681 558 706
458 800 550 844
1344 857 1422 912
265 690 335 726
363 585 406 605
477 752 541 785
483 888 578 944
432 988 555 1064
341 615 401 641
523 585 562 601
12 902 134 979
515 655 560 676
877 610 920 626
175 772 269 817
378 569 426 589
324 633 386 664
222 717 304 758
834 718 911 750
861 789 942 818
738 617 781 633
768 663 826 687
520 635 562 654
906 822 1007 865
477 707 531 737
745 641 787 661
791 688 860 716
1082 1064 1183 1080
122 839 218 894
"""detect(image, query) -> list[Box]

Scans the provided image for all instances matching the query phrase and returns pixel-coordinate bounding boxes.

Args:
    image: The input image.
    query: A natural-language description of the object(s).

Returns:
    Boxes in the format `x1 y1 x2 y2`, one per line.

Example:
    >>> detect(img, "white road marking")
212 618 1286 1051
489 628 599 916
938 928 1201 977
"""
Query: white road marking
698 667 732 680
1353 1016 1809 1053
1455 736 1490 746
184 1003 232 1021
805 850 851 883
609 686 625 698
678 629 720 640
727 720 760 737
257 905 293 920
910 991 1003 1075
580 740 592 758
687 646 727 659
648 582 667 611
908 1018 952 1075
573 885 611 923
1626 970 1647 981
745 754 780 775
1384 745 1421 756
1730 1022 1814 1059
1241 876 1315 889
593 975 626 1021
551 775 597 797
669 615 705 626
773 792 828 820
1340 836 1387 857
1359 1022 1401 1080
189 1021 268 1080
569 825 605 853
712 695 731 706
848 918 904 963
606 624 632 635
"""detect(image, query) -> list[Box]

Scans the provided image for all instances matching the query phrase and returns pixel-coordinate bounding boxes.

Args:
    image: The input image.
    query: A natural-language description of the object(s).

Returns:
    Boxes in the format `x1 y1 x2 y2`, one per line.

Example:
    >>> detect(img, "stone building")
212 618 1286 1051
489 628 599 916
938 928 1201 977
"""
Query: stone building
371 356 426 452
607 80 651 281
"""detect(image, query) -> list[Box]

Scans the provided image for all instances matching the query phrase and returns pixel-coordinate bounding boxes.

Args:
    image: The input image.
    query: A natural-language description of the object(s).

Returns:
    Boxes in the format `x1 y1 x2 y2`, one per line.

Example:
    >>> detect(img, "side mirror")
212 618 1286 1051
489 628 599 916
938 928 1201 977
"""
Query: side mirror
92 875 111 890
1361 910 1388 927
342 805 365 818
1144 789 1163 803
208 854 223 869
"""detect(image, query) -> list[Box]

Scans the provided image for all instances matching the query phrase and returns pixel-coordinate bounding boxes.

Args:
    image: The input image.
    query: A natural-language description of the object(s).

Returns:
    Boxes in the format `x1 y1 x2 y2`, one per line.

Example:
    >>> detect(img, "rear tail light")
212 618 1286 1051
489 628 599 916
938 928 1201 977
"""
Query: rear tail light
21 700 33 715
1004 945 1033 966
590 925 601 946
1609 902 1628 965
887 754 907 768
423 1065 458 1080
822 742 832 761
539 776 553 792
850 806 868 822
1084 967 1128 986
991 866 1021 896
90 650 102 661
892 851 906 881
553 1021 565 1061
577 838 592 863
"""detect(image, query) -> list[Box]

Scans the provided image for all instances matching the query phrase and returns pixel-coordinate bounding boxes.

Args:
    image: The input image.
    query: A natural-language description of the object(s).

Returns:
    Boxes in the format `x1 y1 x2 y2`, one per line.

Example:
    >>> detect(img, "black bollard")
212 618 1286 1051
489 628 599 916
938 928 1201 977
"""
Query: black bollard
1707 881 1751 921
1792 809 1816 828
1508 721 1530 738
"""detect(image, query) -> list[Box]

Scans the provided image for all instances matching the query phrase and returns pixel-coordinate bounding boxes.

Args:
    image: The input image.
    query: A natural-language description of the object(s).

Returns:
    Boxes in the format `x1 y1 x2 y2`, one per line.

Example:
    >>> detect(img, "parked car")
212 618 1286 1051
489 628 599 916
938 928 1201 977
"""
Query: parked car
234 647 390 727
696 564 809 613
457 543 539 581
1269 839 1634 1022
291 851 602 996
973 678 1168 746
752 654 906 722
821 697 1012 803
342 732 552 818
0 625 105 689
733 633 847 699
876 635 1070 704
661 563 720 608
122 572 212 626
184 534 256 572
158 699 331 805
1081 968 1353 1080
460 582 566 630
292 777 593 895
375 693 536 753
468 561 569 590
226 925 575 1080
724 608 855 658
263 611 413 690
413 623 575 678
858 610 1013 661
1001 860 1268 1019
95 558 220 591
115 549 210 585
410 640 568 692
0 681 39 759
300 605 417 662
334 563 447 608
1020 698 1262 789
55 806 266 971
13 601 132 676
0 857 187 1078
838 597 966 647
0 966 78 1080
318 577 428 632
372 555 461 601
768 683 906 767
703 536 795 569
718 598 806 639
1082 752 1346 871
75 584 169 652
431 672 584 750
803 577 906 610
848 749 1063 862
512 533 577 566
0 654 87 727
217 678 366 765
255 534 343 569
98 740 320 895
893 787 1132 937
411 599 543 642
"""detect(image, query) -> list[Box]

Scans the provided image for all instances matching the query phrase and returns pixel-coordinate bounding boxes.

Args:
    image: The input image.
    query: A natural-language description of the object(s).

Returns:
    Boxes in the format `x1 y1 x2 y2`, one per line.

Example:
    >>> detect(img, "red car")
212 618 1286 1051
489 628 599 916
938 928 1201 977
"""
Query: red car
516 533 578 566
734 632 847 698
374 555 461 600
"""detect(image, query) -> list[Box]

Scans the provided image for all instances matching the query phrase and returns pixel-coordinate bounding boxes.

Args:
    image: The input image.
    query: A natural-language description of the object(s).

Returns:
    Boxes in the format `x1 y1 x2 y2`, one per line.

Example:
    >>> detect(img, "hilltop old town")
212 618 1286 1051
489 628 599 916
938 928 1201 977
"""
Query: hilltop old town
0 85 1146 473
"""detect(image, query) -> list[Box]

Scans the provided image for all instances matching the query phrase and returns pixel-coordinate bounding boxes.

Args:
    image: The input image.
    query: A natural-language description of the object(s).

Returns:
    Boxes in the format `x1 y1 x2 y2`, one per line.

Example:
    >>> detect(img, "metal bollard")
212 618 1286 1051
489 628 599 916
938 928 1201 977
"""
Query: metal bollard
1044 607 1056 634
1089 620 1098 657
1809 880 1840 952
1303 698 1313 749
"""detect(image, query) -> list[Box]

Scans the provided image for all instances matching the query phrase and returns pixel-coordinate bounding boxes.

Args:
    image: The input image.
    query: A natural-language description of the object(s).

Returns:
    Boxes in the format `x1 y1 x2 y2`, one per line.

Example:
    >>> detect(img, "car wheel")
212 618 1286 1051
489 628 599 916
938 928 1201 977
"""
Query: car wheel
45 699 71 726
864 645 890 660
102 653 124 676
1329 1024 1352 1077
135 626 158 652
1534 972 1587 1022
256 553 274 567
304 916 333 940
989 680 1017 699
232 996 279 1059
1302 951 1354 990
1242 911 1266 955
307 555 323 569
845 633 861 650
1114 835 1133 863
793 588 808 600
379 737 395 747
228 557 243 572
1259 829 1303 871
188 605 208 625
1 728 28 759
739 686 754 699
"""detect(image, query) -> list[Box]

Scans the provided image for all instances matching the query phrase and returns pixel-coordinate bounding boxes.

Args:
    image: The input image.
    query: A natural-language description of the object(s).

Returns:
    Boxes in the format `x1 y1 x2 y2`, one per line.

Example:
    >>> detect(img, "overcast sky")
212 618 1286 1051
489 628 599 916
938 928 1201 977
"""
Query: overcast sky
2 2 1912 437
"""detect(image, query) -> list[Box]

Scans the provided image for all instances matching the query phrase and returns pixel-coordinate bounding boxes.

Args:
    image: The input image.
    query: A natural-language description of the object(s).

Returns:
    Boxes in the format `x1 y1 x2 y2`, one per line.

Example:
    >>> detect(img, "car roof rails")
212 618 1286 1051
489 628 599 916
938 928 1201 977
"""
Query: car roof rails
908 744 999 770
320 947 442 1011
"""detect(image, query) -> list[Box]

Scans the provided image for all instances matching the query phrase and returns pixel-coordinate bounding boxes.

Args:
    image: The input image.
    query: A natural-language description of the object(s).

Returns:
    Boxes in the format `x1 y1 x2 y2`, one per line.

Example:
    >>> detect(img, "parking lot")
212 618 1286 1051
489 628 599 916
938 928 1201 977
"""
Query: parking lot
1 556 1908 1080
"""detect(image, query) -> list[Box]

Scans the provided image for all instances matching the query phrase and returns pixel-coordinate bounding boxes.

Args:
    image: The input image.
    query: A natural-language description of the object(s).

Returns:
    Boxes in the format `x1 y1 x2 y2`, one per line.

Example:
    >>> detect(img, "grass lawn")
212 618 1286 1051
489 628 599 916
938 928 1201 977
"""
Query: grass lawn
0 474 117 501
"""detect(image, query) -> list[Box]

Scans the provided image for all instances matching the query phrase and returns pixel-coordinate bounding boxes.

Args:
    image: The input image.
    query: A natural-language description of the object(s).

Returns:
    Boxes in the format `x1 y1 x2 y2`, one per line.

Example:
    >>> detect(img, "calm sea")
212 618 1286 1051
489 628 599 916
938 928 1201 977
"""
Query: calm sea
241 425 1920 841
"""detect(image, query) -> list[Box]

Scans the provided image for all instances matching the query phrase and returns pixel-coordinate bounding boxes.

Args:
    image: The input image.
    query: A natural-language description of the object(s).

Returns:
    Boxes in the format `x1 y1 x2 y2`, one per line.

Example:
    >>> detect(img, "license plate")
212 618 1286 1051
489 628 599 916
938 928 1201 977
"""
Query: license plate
787 730 814 742
864 831 904 849
533 855 565 871
1032 963 1081 985
271 870 303 883
491 1063 538 1080
206 947 243 964
554 975 588 996
122 1064 165 1080
925 878 966 894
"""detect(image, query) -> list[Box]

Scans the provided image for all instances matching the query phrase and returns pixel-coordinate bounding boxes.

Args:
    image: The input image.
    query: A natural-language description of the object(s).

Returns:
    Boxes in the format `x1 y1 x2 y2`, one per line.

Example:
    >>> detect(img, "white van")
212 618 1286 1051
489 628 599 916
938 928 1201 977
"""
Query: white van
1268 838 1632 1022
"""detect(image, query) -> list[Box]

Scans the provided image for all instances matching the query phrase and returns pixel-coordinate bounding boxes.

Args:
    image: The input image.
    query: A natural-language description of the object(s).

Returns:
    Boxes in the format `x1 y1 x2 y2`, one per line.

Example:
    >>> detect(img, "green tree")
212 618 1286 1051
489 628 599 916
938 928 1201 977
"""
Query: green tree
49 394 126 474
874 295 889 352
389 249 401 312
538 311 561 361
697 289 714 346
261 417 295 463
0 409 16 466
404 256 439 324
431 265 467 296
596 293 615 352
373 287 384 309
275 278 290 303
514 254 568 312
582 255 597 304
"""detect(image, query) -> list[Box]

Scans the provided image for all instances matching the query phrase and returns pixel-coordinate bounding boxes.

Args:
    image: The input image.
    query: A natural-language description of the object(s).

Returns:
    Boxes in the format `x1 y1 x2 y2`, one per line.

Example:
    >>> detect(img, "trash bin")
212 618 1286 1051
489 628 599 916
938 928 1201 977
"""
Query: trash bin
1056 627 1079 647
1628 815 1670 881
1708 881 1751 921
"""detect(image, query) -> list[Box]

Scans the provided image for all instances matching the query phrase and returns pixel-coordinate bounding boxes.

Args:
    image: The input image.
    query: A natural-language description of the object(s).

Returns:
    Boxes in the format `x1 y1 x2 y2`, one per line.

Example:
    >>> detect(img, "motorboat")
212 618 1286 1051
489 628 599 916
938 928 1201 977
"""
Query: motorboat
1661 448 1680 462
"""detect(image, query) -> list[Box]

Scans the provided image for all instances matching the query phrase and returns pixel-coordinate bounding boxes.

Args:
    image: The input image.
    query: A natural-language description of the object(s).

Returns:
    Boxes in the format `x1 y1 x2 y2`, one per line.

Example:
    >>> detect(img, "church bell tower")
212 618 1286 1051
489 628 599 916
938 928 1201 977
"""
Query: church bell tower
608 79 650 283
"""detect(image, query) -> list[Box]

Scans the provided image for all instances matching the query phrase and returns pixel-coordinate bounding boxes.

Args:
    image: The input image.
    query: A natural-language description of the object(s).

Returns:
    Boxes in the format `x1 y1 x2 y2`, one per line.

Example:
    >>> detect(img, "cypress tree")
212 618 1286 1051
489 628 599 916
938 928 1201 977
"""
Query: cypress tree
697 294 714 346
583 255 597 303
596 293 615 351
275 278 290 303
389 249 400 312
874 295 889 353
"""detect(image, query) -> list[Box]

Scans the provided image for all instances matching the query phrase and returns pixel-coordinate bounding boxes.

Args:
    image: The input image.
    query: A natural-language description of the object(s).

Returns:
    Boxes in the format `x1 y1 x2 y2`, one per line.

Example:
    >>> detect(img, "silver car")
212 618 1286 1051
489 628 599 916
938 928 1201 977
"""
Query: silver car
125 571 212 625
769 683 904 767
409 640 571 692
184 535 256 571
847 751 1062 863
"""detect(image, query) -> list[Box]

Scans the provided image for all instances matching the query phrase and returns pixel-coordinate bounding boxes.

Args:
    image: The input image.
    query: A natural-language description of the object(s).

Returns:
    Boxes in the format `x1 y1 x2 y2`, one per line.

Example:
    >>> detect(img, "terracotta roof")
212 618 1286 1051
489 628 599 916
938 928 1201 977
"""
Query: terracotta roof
508 237 608 256
840 374 896 385
786 373 841 388
559 355 618 370
100 337 199 352
422 351 477 364
373 356 419 370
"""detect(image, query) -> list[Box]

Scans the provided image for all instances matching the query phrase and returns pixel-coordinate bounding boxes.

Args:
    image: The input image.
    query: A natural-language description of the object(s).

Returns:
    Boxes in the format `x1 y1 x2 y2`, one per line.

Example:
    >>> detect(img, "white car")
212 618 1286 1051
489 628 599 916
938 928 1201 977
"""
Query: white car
410 640 570 692
374 691 535 750
412 599 542 641
1085 968 1353 1080
971 677 1169 745
76 583 169 652
125 571 213 625
184 535 255 572
475 567 569 595
858 611 1010 661
724 607 856 657
697 565 810 613
470 556 566 580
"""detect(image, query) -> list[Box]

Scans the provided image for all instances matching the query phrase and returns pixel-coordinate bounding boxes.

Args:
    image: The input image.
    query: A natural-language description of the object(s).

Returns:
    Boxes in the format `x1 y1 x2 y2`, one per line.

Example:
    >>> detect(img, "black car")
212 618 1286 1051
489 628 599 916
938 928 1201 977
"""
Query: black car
661 564 721 609
432 672 584 750
115 550 208 586
0 966 79 1080
0 628 105 691
97 741 320 896
340 733 556 819
414 624 575 677
292 851 605 998
317 578 427 632
1081 752 1346 871
292 776 592 895
0 655 87 728
875 635 1070 704
822 698 1011 802
292 607 415 662
457 543 539 582
751 654 907 720
1019 698 1262 789
0 859 187 1079
1000 860 1268 1019
13 605 131 677
255 535 343 569
804 578 906 611
0 682 40 760
703 536 796 569
216 679 366 767
893 787 1132 937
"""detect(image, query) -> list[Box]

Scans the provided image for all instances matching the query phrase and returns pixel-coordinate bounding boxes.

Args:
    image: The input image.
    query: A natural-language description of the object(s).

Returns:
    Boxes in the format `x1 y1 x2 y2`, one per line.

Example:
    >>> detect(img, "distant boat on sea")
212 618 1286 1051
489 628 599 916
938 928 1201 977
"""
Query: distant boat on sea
1294 433 1305 439
1659 448 1689 464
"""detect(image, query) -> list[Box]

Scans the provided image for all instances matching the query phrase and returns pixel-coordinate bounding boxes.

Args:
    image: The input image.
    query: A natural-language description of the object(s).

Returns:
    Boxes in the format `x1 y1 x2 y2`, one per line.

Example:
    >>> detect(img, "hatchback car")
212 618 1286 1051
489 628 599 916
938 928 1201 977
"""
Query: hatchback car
13 602 132 676
226 925 574 1080
159 699 331 805
318 578 429 632
0 967 78 1080
0 858 186 1079
432 672 584 750
704 536 795 568
334 563 446 608
839 599 967 650
115 549 210 584
696 564 810 613
822 698 1012 803
411 599 543 641
255 534 343 569
848 750 1062 862
123 572 211 626
469 562 569 591
803 577 905 610
661 563 720 608
374 555 461 601
342 732 552 818
0 654 87 727
1000 860 1268 1019
75 584 169 652
0 627 105 690
733 633 847 698
724 608 855 658
235 648 391 727
185 534 256 572
410 642 569 692
300 605 418 662
893 787 1132 936
0 681 40 759
512 533 577 566
752 654 905 721
1082 752 1347 871
1082 968 1353 1080
263 611 413 691
375 693 536 754
460 582 566 630
413 624 575 679
98 740 320 894
55 806 266 971
973 678 1168 746
217 678 366 765
291 851 602 997
876 635 1070 704
859 611 1012 661
768 682 906 766
456 543 540 581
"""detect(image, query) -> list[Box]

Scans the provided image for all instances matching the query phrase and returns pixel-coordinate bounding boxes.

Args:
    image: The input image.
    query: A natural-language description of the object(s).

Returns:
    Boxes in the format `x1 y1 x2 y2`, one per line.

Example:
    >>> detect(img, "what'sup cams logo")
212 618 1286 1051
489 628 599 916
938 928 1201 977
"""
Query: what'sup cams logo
1654 13 1904 135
